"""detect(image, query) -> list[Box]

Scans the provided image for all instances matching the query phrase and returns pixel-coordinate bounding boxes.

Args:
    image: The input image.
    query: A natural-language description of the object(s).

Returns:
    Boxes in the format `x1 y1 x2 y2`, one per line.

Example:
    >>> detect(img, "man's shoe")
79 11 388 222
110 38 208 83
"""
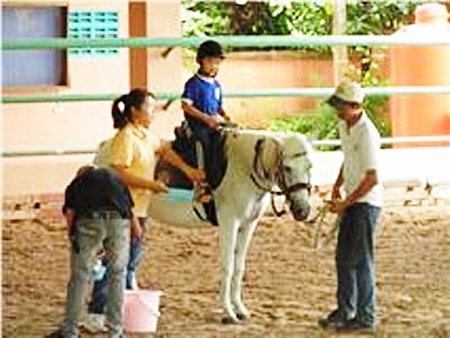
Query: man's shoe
318 309 354 330
79 313 107 334
337 318 376 333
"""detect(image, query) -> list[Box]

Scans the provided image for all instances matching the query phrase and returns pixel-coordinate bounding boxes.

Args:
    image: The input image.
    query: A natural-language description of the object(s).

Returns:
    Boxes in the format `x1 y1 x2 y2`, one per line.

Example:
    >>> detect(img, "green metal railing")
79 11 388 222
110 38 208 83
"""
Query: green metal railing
4 86 450 104
2 149 95 157
4 135 450 157
4 35 450 157
3 35 450 50
3 35 450 104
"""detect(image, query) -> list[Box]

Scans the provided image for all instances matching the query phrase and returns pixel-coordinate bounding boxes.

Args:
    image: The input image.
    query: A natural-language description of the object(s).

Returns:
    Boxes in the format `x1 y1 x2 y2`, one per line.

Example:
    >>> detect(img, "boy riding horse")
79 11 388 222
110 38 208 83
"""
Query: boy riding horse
179 40 236 222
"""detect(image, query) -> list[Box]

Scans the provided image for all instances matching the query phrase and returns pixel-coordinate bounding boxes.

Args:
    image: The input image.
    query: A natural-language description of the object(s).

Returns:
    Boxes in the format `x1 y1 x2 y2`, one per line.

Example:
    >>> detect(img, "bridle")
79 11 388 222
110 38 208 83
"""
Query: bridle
250 139 312 216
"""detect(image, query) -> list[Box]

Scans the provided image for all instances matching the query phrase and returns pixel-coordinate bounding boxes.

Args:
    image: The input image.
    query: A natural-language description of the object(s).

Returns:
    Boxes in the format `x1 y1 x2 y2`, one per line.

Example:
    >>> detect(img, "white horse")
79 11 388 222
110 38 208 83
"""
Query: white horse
96 129 314 323
147 129 314 323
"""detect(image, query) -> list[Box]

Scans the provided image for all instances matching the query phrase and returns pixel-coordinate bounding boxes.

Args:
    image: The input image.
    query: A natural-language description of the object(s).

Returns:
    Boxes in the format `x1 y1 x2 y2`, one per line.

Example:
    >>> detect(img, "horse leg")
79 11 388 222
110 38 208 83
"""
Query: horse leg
219 219 240 324
230 220 258 320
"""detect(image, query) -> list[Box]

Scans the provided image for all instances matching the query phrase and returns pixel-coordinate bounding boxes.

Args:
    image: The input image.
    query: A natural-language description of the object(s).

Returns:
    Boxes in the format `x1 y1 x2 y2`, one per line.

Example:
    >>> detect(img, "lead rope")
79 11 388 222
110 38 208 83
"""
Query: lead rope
271 194 287 217
305 202 340 249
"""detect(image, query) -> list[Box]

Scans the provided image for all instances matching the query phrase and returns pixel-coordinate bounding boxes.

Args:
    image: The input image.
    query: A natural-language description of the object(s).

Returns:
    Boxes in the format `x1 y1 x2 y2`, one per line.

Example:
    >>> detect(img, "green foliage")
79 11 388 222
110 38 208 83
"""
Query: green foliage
269 95 390 151
269 104 340 151
182 1 230 38
346 0 422 36
181 0 427 57
269 57 392 150
182 0 433 145
181 0 426 50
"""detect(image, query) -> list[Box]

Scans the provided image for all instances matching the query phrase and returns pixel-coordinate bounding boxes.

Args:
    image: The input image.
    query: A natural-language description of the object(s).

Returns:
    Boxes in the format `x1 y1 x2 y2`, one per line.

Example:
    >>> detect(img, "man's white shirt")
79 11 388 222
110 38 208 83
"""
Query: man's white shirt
338 112 383 207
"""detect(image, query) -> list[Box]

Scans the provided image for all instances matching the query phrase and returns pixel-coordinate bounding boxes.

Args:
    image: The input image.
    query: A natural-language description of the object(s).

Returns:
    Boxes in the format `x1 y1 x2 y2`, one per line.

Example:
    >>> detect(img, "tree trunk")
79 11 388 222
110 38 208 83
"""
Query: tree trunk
332 0 348 84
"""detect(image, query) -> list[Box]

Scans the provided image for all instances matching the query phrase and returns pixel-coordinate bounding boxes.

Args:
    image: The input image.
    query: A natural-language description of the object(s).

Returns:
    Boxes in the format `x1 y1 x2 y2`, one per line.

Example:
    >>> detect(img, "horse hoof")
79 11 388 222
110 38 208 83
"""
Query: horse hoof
221 316 241 325
236 313 249 321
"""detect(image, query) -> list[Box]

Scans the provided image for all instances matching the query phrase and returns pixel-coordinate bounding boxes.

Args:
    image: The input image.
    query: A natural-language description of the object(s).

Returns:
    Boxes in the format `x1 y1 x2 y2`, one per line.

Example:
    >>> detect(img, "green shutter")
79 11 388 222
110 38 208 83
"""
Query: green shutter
68 11 119 57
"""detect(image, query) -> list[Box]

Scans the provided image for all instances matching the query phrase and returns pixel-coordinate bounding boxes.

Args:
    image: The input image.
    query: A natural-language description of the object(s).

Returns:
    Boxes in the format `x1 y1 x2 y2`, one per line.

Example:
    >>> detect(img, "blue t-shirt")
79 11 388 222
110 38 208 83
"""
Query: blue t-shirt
182 74 222 131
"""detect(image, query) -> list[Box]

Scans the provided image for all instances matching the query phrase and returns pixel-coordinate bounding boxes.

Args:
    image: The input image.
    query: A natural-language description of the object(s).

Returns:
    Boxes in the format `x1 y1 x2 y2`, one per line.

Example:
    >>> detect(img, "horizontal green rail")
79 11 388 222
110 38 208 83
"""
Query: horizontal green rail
3 35 450 50
2 93 174 104
2 149 96 157
3 135 450 157
3 86 450 104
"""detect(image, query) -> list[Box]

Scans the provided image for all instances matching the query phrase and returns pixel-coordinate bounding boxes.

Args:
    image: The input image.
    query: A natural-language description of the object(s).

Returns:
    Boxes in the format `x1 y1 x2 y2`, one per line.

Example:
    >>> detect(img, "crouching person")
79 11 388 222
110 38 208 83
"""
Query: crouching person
59 166 138 338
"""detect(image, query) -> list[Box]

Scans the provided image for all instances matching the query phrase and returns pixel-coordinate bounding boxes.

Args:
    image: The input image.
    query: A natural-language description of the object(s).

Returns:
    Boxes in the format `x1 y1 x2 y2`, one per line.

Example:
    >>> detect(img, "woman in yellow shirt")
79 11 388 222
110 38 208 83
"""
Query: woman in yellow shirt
85 89 205 327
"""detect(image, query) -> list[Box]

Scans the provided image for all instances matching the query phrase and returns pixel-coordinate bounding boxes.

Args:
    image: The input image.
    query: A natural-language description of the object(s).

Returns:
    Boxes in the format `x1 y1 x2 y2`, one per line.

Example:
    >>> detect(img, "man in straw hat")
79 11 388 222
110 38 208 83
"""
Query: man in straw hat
318 80 383 333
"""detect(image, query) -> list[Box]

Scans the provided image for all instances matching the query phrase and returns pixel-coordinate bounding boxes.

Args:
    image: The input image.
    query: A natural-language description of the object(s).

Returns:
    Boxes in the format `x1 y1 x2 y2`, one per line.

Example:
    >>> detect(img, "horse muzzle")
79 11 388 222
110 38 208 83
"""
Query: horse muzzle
289 199 310 221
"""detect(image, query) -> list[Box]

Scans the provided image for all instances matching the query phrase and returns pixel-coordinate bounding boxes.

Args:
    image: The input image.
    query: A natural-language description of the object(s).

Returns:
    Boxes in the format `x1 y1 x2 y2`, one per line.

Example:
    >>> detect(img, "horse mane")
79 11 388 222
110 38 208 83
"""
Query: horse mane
223 128 312 181
223 129 281 178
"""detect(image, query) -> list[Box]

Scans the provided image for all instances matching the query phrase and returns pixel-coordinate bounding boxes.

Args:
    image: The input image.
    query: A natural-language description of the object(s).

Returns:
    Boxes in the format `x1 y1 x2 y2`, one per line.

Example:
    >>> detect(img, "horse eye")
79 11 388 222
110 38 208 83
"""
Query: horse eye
283 165 292 173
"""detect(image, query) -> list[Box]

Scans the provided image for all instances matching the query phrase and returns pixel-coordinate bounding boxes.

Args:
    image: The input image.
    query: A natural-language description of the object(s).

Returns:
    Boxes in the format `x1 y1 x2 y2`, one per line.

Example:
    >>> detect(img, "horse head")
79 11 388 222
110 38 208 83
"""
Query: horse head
253 132 313 221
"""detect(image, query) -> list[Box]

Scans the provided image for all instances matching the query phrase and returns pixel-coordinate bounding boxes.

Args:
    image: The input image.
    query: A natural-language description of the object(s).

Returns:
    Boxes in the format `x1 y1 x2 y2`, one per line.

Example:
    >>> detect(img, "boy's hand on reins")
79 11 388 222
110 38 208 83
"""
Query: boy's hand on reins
205 116 221 131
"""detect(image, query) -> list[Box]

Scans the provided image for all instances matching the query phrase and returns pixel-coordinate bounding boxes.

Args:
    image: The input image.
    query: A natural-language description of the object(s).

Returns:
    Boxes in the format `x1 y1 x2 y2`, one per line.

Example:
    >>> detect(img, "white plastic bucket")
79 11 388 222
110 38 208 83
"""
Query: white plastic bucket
123 290 162 333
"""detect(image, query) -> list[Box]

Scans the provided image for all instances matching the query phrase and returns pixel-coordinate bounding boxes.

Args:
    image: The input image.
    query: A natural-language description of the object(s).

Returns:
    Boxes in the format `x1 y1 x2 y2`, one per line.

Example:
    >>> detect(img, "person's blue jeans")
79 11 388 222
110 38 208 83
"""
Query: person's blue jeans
88 217 147 315
335 203 380 325
63 212 130 338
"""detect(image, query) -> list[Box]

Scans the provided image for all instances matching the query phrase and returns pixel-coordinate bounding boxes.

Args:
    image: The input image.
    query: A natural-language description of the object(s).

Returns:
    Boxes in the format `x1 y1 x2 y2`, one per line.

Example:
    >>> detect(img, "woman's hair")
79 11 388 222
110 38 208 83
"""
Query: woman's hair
111 88 156 129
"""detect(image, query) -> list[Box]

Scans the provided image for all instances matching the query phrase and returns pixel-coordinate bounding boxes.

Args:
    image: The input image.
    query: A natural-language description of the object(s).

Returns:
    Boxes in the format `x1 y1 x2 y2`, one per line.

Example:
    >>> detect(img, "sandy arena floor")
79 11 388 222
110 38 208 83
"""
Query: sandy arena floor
2 204 450 338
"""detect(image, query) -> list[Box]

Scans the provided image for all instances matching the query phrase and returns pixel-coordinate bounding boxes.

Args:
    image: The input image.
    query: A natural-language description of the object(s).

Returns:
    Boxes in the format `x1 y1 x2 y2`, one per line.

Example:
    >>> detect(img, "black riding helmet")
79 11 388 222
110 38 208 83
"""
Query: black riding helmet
196 40 225 61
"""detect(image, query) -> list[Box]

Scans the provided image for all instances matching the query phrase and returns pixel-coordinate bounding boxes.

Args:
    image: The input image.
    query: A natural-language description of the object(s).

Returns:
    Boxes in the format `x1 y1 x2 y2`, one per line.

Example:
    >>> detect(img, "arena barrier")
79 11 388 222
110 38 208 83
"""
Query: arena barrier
3 35 450 204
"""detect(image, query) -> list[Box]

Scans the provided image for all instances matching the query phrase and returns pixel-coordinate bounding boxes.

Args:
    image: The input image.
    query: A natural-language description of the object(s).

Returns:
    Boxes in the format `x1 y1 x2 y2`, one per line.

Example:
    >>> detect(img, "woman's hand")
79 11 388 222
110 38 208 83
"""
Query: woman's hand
185 167 206 183
149 180 169 194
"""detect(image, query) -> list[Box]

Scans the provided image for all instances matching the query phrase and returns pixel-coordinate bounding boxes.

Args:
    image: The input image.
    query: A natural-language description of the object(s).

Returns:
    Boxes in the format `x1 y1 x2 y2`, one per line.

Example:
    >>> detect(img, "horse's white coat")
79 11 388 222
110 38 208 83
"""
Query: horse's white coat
95 129 313 322
146 129 314 322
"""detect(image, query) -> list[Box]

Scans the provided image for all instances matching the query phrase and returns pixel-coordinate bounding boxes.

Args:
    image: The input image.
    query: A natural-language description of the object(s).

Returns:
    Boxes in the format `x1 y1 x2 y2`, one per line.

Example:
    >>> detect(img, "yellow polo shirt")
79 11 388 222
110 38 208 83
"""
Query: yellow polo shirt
109 123 161 217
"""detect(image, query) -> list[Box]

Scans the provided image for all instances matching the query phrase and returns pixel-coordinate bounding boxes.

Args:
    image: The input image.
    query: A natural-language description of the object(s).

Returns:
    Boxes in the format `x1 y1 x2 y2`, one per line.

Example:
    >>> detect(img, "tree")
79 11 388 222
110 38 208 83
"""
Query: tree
332 0 348 84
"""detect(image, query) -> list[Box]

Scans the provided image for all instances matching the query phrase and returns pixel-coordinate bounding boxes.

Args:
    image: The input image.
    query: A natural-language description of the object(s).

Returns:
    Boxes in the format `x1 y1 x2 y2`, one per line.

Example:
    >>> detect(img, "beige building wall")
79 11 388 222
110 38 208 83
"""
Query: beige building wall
2 0 184 197
145 0 184 139
3 0 130 154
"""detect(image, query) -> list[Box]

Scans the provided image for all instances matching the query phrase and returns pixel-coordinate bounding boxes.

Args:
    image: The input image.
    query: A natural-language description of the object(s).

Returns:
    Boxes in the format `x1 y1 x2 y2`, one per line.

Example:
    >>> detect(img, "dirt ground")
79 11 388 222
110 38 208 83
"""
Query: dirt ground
2 204 450 338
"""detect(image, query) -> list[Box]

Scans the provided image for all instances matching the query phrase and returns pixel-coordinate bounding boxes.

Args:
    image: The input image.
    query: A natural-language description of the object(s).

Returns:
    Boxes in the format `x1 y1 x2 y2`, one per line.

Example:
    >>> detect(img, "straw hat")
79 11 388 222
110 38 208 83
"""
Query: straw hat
327 80 365 105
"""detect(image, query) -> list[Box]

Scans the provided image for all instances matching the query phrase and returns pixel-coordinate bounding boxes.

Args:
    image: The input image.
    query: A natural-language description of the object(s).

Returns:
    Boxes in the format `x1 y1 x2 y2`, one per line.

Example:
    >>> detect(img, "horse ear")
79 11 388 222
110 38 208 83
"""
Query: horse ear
260 138 282 180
